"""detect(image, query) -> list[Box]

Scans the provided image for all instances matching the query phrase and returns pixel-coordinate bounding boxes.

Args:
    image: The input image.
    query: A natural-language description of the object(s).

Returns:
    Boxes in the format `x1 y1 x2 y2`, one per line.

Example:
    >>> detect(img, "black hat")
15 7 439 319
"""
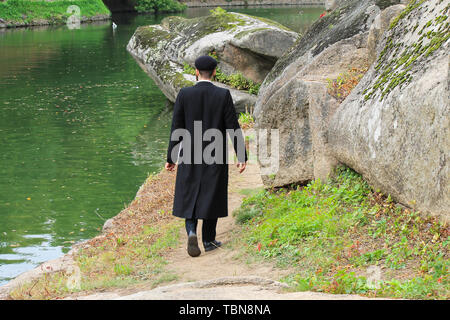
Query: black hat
194 55 218 71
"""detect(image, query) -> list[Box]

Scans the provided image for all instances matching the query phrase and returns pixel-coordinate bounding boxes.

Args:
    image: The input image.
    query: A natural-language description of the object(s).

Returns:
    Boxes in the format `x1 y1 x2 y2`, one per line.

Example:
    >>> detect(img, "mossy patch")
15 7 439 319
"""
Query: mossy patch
183 50 261 95
7 170 183 300
157 60 194 89
173 72 195 89
0 0 110 27
389 0 426 29
364 1 449 101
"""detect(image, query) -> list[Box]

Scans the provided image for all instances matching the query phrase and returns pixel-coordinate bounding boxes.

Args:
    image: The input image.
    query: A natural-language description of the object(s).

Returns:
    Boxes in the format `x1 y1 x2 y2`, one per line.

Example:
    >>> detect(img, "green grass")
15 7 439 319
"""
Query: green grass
232 166 449 299
183 58 261 95
0 0 110 26
9 219 183 299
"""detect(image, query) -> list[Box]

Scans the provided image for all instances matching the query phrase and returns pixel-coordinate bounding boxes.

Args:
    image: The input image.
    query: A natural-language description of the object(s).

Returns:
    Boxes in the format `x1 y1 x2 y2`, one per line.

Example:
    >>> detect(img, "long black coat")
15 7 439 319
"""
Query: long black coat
166 81 247 220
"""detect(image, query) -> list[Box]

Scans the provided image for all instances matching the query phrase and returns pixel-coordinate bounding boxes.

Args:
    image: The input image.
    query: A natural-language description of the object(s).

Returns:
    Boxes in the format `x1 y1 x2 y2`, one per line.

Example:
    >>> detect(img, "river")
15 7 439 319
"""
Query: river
0 5 323 286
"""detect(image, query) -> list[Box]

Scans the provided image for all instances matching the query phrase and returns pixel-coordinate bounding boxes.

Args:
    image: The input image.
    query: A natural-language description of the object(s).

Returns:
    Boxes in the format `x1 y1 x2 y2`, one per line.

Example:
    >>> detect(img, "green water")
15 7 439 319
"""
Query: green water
0 5 323 285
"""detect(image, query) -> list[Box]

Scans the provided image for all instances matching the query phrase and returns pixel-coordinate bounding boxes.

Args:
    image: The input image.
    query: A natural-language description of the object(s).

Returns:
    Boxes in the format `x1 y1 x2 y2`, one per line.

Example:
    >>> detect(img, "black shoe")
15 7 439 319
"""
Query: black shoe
203 240 222 252
187 233 201 257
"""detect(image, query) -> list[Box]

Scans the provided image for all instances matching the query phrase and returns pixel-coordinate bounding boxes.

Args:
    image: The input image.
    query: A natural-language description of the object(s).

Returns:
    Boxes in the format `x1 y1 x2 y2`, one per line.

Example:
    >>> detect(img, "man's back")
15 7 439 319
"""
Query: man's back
167 81 246 166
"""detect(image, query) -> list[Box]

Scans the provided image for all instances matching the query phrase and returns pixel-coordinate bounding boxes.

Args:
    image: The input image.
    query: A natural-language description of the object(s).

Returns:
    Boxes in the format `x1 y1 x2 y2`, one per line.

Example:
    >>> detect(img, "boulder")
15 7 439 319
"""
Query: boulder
254 0 380 186
126 8 298 113
329 0 449 220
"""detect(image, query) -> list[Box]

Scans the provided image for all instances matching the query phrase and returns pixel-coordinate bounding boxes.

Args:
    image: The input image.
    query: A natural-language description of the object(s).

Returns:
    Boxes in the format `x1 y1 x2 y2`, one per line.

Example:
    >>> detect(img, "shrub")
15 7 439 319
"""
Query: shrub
134 0 186 13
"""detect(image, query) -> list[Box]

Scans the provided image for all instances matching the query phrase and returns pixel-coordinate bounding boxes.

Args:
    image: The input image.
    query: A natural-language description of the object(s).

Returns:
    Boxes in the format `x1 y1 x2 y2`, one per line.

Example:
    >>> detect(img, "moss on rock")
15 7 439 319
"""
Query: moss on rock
365 0 449 100
0 0 110 28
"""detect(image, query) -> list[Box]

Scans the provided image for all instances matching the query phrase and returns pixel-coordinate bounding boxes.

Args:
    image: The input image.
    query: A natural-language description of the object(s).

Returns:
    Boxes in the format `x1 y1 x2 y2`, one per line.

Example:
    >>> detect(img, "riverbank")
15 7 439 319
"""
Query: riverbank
0 0 111 28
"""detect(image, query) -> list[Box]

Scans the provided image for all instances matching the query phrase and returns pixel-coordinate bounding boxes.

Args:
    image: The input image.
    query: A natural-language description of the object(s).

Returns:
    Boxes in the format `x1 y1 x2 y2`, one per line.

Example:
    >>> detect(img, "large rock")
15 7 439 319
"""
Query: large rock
329 0 449 220
254 0 380 186
126 8 298 113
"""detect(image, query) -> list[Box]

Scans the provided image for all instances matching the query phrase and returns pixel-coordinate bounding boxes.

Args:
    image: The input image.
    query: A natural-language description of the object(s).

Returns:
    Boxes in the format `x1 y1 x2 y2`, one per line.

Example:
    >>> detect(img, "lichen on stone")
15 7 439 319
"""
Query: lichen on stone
365 0 449 101
263 0 374 86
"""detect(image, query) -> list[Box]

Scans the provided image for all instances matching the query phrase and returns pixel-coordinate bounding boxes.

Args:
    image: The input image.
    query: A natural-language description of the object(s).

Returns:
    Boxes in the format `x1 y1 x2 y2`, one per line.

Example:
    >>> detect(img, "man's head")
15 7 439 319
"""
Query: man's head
194 55 218 80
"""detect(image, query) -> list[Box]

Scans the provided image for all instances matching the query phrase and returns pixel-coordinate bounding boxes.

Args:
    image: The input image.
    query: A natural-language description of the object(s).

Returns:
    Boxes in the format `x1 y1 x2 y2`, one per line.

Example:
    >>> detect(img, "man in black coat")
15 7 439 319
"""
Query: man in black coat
165 55 248 257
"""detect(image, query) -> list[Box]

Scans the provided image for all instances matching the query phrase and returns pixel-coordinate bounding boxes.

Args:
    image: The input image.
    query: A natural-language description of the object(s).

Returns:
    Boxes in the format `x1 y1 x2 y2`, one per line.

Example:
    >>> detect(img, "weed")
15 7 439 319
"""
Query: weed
327 67 368 102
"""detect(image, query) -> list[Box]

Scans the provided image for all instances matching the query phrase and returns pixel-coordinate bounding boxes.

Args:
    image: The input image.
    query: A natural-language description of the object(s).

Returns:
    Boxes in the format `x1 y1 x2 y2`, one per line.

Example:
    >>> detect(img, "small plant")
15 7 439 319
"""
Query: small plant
327 67 368 102
238 106 255 129
232 166 450 299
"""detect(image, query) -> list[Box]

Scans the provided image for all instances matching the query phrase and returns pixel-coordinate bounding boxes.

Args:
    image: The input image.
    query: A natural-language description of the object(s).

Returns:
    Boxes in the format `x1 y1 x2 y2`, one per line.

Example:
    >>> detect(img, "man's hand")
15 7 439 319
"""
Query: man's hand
237 162 246 174
165 162 176 171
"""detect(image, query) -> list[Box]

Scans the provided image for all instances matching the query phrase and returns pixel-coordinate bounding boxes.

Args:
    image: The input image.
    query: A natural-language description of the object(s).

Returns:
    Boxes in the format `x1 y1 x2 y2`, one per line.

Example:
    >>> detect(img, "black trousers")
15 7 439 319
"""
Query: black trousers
185 218 217 243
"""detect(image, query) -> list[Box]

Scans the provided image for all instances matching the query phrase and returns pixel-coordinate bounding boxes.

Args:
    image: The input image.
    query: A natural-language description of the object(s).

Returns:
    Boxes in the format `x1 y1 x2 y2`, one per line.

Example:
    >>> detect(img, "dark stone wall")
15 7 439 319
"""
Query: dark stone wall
102 0 137 13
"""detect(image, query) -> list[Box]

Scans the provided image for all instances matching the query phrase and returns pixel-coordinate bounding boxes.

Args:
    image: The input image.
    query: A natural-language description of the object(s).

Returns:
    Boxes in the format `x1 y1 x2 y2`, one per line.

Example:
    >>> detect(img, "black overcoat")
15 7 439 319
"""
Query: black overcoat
166 81 247 220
